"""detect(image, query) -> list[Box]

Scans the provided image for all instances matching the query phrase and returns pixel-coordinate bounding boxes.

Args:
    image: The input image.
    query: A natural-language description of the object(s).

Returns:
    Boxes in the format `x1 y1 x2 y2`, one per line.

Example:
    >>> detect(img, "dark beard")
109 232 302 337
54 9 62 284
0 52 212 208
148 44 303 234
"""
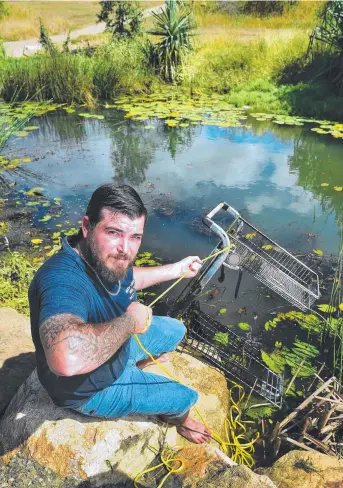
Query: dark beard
83 234 133 284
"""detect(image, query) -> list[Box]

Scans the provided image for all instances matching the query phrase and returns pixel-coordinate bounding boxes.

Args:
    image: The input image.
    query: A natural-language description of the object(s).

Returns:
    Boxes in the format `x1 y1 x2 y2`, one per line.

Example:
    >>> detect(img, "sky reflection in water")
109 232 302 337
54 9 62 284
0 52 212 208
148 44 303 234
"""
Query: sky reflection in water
4 109 343 259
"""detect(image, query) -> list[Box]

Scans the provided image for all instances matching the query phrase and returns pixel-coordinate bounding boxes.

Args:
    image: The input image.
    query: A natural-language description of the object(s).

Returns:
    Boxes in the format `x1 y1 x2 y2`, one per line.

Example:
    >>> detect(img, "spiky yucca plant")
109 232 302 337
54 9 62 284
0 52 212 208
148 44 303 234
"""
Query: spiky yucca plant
147 0 196 82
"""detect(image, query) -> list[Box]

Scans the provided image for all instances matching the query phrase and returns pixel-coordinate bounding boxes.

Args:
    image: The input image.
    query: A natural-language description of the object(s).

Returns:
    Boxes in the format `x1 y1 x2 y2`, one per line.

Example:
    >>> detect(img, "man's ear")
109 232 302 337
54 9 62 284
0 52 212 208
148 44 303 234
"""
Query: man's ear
81 216 91 239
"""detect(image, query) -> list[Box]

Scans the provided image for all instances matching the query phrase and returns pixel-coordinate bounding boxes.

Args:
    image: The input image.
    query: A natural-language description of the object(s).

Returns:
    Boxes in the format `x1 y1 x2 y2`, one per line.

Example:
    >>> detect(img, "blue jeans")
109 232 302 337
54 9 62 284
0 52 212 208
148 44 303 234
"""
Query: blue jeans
72 316 198 420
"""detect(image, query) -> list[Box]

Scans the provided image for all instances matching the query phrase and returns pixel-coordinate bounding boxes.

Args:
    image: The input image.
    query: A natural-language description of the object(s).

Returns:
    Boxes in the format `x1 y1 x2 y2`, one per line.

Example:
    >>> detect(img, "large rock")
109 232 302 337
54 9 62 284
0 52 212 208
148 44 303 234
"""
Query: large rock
261 449 343 488
0 307 36 414
0 351 229 486
175 446 276 488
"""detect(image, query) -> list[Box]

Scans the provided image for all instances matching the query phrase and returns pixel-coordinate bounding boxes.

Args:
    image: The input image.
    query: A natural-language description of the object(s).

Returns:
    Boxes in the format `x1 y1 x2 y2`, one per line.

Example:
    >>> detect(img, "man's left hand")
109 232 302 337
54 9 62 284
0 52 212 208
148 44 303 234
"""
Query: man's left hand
175 256 202 279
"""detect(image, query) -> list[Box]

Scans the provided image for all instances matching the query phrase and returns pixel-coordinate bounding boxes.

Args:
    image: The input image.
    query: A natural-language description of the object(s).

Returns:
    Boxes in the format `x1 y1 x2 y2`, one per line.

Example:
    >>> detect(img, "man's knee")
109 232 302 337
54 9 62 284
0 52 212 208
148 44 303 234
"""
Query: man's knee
166 317 186 343
186 387 198 408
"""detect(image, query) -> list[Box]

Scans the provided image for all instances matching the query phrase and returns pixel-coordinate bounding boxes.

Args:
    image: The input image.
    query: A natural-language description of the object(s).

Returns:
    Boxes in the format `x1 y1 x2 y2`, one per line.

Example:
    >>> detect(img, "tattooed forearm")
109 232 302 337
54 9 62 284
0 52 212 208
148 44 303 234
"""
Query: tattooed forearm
39 313 135 376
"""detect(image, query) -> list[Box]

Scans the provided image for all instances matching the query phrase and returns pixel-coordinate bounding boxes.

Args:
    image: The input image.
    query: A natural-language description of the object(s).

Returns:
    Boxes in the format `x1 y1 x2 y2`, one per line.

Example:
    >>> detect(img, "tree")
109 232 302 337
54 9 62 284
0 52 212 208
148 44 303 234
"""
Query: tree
39 21 57 55
147 0 196 82
310 1 343 52
308 1 343 89
97 1 143 38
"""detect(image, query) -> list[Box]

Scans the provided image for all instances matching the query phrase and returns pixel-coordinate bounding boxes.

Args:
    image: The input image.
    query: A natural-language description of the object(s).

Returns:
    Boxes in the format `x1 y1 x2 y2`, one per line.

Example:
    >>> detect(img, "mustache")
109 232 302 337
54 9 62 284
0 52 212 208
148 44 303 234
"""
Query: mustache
110 253 130 260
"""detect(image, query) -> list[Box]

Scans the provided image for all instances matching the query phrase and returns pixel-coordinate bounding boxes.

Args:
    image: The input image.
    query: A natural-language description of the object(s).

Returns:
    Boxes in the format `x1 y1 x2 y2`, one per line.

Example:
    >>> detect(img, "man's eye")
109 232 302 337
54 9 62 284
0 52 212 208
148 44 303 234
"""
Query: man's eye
109 231 118 236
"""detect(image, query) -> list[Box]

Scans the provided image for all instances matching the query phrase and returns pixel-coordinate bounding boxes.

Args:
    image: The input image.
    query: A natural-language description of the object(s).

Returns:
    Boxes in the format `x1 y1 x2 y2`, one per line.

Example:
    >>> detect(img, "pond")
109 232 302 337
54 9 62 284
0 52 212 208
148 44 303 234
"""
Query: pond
1 96 343 410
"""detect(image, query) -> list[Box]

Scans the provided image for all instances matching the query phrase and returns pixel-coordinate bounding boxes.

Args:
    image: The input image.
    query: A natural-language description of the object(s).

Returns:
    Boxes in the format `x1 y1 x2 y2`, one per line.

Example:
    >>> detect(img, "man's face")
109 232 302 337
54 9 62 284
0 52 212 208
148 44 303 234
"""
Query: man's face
82 209 145 283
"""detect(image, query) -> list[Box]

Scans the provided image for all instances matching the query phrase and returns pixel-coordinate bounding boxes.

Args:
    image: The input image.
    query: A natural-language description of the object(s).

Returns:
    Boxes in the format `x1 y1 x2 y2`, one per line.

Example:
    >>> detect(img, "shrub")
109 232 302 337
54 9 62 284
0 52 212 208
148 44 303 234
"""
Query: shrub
147 0 196 82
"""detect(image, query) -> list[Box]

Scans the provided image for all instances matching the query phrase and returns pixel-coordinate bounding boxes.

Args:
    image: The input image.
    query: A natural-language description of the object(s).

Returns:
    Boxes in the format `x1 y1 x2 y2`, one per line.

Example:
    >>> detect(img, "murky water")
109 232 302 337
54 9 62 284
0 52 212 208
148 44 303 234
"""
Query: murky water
1 107 342 393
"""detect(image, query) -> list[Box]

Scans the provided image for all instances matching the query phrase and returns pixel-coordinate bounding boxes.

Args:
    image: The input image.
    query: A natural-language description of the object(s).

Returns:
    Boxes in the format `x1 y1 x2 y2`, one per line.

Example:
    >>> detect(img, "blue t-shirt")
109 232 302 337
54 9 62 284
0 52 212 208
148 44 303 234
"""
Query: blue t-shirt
29 236 137 408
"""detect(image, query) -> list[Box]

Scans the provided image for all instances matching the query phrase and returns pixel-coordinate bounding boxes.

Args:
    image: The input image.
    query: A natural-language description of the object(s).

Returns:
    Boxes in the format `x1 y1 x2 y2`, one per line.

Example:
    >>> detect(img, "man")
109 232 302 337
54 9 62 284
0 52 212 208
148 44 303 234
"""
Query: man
29 184 211 444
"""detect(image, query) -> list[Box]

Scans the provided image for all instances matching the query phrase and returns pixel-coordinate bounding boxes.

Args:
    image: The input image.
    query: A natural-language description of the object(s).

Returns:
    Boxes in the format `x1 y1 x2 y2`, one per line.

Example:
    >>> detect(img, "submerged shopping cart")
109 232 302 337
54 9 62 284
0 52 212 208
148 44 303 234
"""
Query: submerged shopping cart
168 202 321 408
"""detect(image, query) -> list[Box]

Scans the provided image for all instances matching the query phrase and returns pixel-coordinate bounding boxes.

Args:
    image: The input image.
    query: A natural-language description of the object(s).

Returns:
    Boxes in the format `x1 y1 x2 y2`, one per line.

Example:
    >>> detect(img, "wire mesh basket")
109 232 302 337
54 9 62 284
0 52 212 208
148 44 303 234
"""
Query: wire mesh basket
182 307 283 407
226 222 320 312
207 202 320 312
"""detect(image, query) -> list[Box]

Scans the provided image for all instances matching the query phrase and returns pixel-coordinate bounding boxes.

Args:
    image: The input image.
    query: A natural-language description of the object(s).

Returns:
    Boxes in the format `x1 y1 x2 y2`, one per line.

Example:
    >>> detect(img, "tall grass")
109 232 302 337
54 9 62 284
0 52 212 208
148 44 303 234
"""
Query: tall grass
329 226 343 381
195 1 322 31
0 39 155 105
182 32 308 93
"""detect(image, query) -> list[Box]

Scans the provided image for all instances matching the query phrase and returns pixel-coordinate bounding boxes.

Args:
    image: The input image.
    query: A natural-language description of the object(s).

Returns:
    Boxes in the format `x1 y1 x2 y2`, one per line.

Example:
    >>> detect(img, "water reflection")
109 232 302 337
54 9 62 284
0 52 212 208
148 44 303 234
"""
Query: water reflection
289 132 343 223
109 121 158 185
1 108 342 255
162 123 197 159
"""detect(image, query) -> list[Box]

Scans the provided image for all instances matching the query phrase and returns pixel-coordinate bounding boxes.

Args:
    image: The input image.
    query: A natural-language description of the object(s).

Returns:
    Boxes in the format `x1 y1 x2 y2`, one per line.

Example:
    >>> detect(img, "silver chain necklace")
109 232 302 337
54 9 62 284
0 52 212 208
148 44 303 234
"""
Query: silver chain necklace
77 247 122 297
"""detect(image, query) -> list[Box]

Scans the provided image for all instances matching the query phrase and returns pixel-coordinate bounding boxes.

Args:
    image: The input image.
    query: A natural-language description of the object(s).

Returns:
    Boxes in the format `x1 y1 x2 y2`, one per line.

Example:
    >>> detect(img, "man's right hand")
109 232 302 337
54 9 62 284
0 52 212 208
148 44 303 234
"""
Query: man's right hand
126 302 153 334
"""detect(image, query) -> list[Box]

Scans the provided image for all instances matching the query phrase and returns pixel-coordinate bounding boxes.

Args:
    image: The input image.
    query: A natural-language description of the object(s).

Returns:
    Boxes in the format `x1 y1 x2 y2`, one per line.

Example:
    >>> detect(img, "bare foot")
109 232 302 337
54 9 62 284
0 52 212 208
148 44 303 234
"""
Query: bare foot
136 353 169 369
176 416 212 444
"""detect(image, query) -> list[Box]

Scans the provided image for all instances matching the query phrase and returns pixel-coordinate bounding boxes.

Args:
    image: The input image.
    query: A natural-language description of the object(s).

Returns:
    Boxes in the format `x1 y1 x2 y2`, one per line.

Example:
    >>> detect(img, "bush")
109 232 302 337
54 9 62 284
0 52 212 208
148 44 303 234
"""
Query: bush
242 1 297 17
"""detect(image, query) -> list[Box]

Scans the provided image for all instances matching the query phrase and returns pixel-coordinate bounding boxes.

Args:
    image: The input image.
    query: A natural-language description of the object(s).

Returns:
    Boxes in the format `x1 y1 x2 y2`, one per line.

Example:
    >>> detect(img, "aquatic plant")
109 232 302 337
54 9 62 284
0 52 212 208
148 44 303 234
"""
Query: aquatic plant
0 101 57 154
134 251 163 267
214 331 229 346
245 395 278 420
264 310 322 334
261 338 319 381
0 249 38 315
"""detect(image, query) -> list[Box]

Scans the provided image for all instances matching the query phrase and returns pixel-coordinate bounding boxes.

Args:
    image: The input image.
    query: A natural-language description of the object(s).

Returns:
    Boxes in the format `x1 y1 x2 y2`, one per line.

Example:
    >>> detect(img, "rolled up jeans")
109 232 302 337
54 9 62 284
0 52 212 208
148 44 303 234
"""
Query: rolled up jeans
71 316 198 421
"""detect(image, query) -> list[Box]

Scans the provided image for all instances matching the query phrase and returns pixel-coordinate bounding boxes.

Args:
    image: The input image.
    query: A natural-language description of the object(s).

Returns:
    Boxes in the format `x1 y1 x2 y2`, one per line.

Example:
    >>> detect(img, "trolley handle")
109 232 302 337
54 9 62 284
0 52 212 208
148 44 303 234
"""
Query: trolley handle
202 202 240 273
204 201 243 234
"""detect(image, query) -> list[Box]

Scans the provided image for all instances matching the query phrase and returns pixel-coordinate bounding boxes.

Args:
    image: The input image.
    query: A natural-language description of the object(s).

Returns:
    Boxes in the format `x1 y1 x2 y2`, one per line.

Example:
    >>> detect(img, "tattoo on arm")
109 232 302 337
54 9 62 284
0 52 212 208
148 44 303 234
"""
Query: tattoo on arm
40 313 135 373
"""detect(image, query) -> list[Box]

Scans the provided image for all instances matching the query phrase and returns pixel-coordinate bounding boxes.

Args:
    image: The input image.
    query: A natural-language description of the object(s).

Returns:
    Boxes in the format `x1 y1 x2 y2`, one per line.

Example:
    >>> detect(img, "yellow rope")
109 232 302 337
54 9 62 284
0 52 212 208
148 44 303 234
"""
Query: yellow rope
133 447 184 488
133 246 259 487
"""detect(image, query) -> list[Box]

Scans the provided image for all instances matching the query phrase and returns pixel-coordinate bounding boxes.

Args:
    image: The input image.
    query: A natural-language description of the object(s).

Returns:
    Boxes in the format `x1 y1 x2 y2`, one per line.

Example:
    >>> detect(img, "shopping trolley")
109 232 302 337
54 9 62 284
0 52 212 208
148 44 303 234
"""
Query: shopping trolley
169 202 321 407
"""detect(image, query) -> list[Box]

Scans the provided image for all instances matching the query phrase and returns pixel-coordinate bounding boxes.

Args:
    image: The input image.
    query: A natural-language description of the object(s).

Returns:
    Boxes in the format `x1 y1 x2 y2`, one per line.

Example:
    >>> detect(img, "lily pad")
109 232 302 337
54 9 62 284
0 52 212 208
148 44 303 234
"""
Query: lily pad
39 215 52 223
317 304 336 313
238 322 250 331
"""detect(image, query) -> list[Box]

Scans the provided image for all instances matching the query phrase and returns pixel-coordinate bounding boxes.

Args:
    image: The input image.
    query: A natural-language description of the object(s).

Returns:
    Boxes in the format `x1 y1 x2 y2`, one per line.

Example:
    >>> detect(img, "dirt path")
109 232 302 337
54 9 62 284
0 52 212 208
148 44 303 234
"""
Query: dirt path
3 5 163 57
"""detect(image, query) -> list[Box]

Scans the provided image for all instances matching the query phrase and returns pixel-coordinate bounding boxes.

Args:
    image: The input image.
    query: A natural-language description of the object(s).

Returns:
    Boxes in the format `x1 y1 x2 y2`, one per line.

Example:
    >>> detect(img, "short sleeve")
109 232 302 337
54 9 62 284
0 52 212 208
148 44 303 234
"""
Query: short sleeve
36 267 90 326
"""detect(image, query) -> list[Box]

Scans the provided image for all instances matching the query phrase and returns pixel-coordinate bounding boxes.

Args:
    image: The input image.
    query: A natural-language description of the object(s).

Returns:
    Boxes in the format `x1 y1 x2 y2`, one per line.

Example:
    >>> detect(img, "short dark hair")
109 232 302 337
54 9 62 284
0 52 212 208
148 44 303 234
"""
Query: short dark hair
85 184 147 227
